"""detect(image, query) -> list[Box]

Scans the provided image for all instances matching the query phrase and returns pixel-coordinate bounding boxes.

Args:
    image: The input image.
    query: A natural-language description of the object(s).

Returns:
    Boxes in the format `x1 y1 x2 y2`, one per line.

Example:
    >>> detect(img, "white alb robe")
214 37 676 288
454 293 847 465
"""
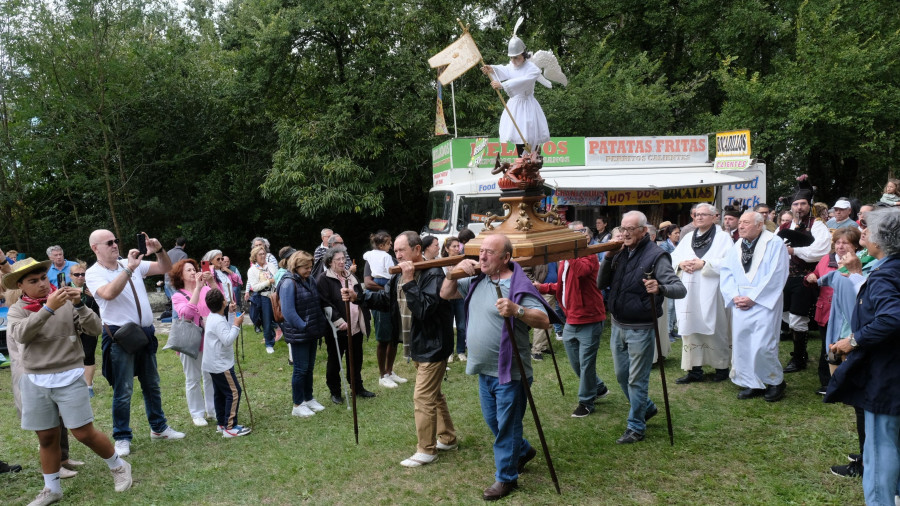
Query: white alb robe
490 61 550 148
672 227 733 370
720 230 790 389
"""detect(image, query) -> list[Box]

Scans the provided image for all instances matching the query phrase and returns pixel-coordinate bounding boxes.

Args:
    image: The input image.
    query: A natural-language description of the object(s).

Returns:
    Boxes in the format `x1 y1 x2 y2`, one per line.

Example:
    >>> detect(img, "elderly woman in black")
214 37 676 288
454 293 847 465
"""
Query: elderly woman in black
317 245 376 404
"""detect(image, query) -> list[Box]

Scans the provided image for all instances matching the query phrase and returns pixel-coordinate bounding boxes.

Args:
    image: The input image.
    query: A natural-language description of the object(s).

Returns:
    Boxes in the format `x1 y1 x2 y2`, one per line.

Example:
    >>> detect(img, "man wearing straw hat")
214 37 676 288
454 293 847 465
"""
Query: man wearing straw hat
5 258 132 505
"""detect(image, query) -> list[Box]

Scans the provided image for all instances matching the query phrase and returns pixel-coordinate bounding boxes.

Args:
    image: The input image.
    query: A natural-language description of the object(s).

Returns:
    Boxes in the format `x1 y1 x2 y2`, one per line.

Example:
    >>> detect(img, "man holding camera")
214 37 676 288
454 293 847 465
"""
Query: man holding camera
85 229 182 459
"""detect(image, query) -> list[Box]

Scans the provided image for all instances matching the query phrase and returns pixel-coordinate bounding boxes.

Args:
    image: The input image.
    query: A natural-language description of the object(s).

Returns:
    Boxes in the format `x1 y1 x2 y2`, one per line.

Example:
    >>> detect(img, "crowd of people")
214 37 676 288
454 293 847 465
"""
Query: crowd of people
1 177 900 503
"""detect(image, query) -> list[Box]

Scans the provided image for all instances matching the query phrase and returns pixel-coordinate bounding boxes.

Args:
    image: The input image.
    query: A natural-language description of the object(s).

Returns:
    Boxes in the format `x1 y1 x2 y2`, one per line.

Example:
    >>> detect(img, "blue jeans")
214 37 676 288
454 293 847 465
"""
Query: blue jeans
259 295 275 347
450 298 467 353
562 321 606 410
667 299 677 335
478 374 534 483
863 410 900 505
610 324 657 434
553 305 566 335
103 327 168 441
290 341 317 405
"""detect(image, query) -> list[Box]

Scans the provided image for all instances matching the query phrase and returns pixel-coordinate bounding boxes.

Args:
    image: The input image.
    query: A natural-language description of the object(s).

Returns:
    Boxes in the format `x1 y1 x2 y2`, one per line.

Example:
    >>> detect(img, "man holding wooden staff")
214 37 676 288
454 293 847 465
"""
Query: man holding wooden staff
441 234 559 501
342 231 457 468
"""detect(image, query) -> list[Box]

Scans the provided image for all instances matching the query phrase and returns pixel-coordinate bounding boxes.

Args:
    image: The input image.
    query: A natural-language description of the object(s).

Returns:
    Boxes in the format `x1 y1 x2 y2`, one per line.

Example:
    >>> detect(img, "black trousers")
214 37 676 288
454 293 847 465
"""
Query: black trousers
325 331 364 396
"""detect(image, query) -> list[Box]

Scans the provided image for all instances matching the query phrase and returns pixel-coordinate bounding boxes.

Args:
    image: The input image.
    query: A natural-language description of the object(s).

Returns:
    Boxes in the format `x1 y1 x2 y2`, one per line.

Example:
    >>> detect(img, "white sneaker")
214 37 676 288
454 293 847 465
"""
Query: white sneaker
111 460 132 492
27 487 63 506
389 372 408 384
291 404 315 418
216 425 224 433
447 353 453 363
114 439 131 457
266 346 275 354
436 441 458 451
379 375 398 388
400 452 438 468
457 353 467 362
150 426 185 440
59 467 77 479
192 417 208 427
222 425 252 438
304 399 325 412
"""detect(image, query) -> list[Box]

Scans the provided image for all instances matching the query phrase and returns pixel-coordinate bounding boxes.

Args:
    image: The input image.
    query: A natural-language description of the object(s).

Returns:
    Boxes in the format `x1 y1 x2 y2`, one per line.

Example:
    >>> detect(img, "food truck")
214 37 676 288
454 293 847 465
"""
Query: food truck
424 132 765 244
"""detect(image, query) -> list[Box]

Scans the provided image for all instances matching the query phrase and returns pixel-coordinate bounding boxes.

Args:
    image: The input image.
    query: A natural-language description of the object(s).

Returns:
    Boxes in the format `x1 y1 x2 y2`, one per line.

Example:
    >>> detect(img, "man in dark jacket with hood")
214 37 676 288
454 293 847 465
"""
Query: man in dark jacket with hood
343 231 456 469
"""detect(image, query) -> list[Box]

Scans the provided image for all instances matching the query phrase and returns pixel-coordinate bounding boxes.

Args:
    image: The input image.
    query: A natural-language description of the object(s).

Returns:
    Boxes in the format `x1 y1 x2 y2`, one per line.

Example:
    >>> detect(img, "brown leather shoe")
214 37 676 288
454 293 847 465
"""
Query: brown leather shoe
483 480 518 501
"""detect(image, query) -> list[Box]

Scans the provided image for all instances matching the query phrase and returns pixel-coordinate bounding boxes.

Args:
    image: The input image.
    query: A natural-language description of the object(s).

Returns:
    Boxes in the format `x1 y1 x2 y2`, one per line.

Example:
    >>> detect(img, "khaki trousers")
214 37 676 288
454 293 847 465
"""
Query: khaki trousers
532 293 557 353
413 360 456 455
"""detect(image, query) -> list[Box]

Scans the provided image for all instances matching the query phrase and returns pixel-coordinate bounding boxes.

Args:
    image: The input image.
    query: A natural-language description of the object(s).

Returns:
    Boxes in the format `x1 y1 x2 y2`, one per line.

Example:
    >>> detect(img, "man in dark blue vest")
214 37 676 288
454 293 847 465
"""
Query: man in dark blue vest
598 211 686 444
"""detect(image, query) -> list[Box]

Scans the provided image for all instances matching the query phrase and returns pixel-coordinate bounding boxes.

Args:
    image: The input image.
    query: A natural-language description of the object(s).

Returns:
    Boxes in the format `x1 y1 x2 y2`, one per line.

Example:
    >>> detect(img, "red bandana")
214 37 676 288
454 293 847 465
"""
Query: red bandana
21 284 57 312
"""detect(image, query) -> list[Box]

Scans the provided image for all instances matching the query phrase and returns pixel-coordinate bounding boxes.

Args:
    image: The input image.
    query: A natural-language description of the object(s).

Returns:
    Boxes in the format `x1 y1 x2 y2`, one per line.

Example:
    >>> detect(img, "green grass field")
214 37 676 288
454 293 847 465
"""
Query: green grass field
1 326 863 505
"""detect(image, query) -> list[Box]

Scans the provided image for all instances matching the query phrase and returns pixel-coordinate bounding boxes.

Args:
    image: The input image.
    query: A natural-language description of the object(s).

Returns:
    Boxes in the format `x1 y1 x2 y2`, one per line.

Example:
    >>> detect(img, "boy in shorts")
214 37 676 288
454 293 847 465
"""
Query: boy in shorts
6 258 132 505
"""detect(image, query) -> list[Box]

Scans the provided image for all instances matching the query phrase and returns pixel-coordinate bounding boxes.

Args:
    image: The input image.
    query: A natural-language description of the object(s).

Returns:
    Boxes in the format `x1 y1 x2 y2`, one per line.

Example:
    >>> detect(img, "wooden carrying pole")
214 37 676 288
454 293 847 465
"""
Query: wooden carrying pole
388 242 623 279
457 19 532 154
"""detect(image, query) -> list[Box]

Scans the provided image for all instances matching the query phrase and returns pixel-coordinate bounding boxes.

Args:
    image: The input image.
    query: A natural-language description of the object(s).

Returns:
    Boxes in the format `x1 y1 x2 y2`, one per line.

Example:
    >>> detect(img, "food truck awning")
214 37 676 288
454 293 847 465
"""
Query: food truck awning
541 164 758 191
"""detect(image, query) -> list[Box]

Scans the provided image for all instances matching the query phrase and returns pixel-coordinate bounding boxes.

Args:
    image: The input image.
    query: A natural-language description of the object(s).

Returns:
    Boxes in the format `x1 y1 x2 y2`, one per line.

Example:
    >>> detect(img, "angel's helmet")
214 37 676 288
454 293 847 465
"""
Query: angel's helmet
507 16 527 59
507 36 525 57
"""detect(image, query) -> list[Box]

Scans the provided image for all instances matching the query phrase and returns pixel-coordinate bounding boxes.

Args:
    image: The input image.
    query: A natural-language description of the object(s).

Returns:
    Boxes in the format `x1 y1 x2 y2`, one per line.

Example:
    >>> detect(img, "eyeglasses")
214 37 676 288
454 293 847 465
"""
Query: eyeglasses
574 228 588 234
694 213 715 218
71 273 86 277
621 226 644 234
333 241 344 245
100 238 119 247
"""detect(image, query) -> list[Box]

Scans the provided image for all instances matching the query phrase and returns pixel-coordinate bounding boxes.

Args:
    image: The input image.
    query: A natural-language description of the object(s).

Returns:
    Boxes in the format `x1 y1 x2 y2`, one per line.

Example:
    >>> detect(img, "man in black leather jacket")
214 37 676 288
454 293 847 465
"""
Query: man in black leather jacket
343 231 456 468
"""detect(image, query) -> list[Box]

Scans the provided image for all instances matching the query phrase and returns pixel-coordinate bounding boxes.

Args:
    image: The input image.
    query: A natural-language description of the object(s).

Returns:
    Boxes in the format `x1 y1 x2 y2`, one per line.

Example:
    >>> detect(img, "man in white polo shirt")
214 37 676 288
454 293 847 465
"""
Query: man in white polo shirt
85 230 183 459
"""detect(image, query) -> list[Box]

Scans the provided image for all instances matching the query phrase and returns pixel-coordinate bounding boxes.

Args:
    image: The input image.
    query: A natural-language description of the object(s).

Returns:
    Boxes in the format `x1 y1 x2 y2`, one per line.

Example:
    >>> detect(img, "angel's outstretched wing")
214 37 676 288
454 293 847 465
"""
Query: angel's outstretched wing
531 50 568 88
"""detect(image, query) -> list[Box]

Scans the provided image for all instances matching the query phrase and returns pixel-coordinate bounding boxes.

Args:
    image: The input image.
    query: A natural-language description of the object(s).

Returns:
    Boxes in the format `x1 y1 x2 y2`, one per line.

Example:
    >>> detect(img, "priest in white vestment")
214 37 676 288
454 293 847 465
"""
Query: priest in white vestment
720 211 790 402
672 203 733 383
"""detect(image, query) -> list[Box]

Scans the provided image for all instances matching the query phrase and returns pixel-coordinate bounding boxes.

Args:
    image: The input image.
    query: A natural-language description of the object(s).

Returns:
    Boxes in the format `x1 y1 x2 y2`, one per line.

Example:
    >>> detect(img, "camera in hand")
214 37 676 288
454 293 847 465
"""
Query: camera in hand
57 272 67 288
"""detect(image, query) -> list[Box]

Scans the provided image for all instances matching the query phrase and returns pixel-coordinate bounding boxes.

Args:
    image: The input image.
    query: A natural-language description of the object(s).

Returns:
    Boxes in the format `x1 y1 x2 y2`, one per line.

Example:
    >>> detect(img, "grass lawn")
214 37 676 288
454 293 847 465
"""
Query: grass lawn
1 325 863 505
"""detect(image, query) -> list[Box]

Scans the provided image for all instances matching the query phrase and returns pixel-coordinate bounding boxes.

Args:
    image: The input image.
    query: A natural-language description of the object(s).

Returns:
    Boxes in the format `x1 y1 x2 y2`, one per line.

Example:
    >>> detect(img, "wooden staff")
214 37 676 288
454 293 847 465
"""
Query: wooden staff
343 275 360 445
644 270 674 446
493 283 561 494
457 19 532 154
388 241 624 279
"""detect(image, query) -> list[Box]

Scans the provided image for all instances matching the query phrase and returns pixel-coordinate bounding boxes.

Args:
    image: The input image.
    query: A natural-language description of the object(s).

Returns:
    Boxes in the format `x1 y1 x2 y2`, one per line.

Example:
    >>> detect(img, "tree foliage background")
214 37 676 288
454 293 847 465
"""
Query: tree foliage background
0 0 897 269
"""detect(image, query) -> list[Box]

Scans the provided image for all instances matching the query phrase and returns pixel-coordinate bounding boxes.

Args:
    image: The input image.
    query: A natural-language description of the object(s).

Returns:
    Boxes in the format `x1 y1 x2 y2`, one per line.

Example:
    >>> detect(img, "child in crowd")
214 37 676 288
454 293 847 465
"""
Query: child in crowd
880 178 900 206
362 231 393 287
201 289 250 438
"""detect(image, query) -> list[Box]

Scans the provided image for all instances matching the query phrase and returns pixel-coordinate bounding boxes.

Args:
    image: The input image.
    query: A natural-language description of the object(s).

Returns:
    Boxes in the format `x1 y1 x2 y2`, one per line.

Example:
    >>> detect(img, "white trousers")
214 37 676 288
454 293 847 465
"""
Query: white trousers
180 351 215 419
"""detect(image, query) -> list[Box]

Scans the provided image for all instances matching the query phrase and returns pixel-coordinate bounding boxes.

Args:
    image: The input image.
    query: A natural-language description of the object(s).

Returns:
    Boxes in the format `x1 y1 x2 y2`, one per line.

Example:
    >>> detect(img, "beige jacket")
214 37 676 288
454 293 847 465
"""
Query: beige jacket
8 298 102 375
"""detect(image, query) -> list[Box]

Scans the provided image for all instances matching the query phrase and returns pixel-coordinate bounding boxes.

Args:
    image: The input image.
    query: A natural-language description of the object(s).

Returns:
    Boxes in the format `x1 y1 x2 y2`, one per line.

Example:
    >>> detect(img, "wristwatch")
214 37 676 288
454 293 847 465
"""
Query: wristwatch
849 335 858 349
516 306 525 318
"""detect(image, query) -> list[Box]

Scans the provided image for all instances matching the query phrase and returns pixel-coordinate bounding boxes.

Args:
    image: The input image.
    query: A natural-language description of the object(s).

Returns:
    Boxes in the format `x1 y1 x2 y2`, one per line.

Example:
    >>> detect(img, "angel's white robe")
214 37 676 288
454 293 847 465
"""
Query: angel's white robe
490 60 550 149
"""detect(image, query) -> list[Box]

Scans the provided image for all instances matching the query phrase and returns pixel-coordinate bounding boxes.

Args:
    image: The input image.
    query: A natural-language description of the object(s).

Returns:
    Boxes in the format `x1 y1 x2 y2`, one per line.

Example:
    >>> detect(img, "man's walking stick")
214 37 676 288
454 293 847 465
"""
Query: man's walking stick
644 271 674 446
493 284 561 494
343 276 360 445
543 328 565 396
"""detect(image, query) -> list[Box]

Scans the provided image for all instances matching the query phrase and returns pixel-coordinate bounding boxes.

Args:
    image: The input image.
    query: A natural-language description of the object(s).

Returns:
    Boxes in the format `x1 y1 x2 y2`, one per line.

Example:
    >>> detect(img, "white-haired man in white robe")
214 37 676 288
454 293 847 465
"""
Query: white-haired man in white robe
720 211 789 402
672 203 733 384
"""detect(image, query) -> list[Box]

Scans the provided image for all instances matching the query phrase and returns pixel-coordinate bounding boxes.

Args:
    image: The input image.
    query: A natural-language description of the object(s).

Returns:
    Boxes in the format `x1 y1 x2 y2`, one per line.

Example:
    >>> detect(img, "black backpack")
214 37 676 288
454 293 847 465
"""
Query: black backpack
310 256 325 281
